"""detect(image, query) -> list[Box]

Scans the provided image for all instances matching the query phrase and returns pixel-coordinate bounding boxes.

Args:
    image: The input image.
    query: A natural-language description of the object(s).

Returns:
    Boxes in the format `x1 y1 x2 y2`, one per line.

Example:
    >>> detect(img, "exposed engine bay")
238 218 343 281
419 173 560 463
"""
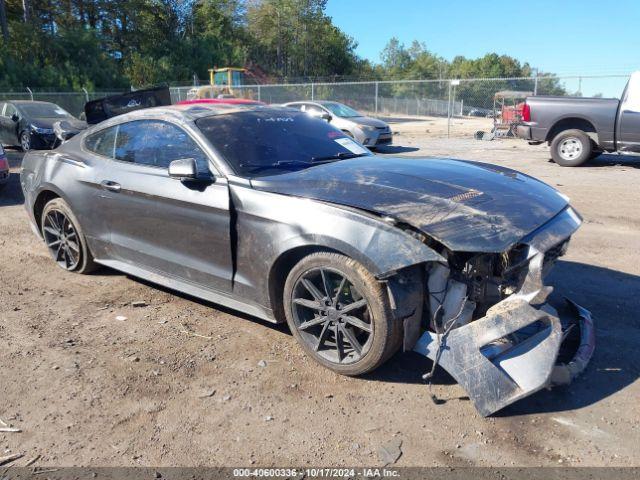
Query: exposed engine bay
396 208 595 416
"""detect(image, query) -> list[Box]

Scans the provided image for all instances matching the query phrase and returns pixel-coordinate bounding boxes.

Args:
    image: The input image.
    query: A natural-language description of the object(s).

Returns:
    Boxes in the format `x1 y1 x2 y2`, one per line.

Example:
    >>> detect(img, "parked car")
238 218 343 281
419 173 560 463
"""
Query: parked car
0 144 9 190
283 101 392 148
21 103 593 416
0 101 85 151
468 108 489 117
517 71 640 166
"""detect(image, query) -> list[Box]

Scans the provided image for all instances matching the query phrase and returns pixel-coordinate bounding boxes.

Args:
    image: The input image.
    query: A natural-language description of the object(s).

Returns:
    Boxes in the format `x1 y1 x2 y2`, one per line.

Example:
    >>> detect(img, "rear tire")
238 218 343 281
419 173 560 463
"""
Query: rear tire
41 198 98 274
283 251 402 376
550 129 592 167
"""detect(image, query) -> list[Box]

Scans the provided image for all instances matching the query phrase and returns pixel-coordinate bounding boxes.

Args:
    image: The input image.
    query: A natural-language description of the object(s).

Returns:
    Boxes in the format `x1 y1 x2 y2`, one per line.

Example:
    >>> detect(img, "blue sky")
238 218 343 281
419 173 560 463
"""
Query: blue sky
325 0 639 97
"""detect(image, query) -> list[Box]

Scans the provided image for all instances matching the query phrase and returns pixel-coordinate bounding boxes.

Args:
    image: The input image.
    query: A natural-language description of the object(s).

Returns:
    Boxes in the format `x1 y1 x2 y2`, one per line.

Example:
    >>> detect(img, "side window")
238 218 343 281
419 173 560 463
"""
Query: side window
84 126 118 158
305 104 326 119
114 120 210 172
4 104 17 118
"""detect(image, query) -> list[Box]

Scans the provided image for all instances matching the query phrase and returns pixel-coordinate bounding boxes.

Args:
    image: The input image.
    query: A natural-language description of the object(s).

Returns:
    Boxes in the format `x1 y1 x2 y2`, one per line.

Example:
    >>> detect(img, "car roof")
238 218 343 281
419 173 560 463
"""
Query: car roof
284 100 340 106
91 103 299 127
5 100 58 106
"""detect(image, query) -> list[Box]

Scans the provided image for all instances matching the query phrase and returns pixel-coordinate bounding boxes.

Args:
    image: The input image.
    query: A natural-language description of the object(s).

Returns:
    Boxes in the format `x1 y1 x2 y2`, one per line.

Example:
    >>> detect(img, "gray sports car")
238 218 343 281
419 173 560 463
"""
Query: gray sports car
20 103 594 416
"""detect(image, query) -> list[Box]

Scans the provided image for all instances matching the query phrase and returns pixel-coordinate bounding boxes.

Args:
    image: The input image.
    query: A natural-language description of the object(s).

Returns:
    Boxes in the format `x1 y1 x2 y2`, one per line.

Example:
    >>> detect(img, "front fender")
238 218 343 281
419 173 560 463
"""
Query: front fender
231 186 445 313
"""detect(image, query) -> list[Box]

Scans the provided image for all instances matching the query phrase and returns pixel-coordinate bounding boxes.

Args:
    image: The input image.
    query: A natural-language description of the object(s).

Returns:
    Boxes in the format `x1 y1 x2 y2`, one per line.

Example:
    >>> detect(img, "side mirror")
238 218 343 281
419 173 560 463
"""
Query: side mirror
11 114 19 122
168 158 197 179
321 112 332 122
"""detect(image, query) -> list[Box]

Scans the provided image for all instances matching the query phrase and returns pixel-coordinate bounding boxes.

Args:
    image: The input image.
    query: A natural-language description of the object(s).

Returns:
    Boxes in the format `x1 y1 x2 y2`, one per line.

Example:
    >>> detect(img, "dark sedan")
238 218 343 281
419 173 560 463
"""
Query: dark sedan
0 100 84 151
20 103 594 416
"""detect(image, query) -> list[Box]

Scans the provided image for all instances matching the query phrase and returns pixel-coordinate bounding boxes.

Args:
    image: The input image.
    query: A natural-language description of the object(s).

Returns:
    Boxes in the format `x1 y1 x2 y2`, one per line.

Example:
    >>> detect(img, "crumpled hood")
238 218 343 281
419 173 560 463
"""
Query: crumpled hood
251 157 570 252
349 116 389 128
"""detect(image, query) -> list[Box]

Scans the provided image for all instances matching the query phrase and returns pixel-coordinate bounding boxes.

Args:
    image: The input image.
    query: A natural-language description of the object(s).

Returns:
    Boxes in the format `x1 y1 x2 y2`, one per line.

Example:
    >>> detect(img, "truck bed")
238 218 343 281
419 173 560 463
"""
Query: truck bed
523 96 619 149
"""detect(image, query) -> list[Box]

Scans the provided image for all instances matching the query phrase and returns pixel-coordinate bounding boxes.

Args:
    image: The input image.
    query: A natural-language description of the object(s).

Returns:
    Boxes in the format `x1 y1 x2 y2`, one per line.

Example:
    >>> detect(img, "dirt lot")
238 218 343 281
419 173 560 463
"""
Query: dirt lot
1 131 639 468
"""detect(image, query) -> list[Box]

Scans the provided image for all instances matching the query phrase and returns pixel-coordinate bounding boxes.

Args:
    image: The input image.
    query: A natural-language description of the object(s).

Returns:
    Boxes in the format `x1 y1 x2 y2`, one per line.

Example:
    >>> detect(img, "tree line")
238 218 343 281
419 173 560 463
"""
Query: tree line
0 0 565 96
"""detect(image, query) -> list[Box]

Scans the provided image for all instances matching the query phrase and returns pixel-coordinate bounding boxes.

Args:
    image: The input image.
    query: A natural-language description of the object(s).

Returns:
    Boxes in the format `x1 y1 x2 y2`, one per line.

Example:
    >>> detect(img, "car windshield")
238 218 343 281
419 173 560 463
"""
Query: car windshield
18 103 71 118
195 110 372 177
320 102 362 118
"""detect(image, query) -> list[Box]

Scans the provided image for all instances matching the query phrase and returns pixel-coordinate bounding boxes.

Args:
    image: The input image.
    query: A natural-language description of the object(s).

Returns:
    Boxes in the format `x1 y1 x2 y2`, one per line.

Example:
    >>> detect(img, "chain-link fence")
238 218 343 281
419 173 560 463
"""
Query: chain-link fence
171 74 630 137
0 90 128 117
1 74 630 139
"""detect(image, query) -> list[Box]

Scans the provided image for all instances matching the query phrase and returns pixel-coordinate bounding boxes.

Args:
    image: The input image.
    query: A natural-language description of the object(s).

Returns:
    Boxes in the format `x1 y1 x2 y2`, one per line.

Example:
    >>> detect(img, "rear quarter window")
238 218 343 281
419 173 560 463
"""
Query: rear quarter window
84 126 118 158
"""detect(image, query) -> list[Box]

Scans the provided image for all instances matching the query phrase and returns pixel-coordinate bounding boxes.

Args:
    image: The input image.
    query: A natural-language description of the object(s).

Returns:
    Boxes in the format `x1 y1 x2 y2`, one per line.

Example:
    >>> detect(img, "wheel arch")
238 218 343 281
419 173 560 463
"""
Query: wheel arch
32 187 65 234
546 117 598 144
266 232 442 323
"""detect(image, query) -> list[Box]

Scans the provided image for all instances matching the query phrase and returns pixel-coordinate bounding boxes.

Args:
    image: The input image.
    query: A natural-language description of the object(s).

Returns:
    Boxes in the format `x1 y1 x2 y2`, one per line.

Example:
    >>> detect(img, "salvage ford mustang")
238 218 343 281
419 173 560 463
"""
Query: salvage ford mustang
20 104 594 416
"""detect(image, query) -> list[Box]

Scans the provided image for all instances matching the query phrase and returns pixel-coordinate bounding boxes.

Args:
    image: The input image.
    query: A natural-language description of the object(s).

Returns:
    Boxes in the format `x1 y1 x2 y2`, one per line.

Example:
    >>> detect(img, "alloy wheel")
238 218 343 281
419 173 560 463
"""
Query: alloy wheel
21 132 31 151
291 267 373 365
42 209 81 270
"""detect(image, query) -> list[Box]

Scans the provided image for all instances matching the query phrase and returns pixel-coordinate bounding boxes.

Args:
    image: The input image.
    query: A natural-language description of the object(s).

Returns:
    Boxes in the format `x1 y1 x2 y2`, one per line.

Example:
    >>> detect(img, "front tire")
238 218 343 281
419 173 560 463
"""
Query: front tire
550 129 592 167
20 131 31 152
283 252 402 376
41 198 97 273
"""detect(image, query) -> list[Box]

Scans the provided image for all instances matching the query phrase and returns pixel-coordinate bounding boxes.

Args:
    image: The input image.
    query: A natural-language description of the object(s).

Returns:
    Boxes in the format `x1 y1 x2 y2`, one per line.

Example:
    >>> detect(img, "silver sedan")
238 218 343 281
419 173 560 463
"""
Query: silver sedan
283 101 392 148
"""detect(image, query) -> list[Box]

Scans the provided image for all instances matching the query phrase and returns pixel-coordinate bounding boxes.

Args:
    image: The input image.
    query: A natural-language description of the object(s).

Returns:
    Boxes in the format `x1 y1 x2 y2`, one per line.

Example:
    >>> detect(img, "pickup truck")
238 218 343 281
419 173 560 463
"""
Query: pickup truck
517 71 640 166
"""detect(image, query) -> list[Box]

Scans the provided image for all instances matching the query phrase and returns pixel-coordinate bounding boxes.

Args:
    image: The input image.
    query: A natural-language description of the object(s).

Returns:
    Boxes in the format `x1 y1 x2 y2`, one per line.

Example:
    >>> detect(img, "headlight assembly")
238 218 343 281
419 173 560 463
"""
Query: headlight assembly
31 125 54 135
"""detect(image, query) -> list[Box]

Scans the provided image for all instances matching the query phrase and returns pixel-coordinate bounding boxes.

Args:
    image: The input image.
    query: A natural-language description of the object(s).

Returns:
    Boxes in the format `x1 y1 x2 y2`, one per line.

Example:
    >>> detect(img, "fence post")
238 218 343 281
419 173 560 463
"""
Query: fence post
460 99 464 116
82 87 89 103
257 85 261 102
311 82 315 100
26 87 33 101
447 82 451 138
374 81 379 115
533 68 539 95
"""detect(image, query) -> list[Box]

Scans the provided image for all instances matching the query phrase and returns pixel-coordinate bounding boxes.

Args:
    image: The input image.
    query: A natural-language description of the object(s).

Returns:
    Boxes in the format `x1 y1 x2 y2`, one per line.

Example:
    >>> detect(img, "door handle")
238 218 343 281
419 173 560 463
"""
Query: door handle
100 180 121 192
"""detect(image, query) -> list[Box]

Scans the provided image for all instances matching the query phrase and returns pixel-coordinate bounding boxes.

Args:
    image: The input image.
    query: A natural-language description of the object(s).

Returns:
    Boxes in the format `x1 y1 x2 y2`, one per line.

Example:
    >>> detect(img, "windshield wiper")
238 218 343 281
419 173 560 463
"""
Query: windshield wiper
311 152 370 162
239 160 315 173
240 155 362 173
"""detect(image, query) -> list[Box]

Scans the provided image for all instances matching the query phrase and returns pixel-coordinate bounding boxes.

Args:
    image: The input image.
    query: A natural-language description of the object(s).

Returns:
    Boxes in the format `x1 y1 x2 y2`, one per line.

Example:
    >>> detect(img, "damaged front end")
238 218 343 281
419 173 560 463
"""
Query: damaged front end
410 207 595 416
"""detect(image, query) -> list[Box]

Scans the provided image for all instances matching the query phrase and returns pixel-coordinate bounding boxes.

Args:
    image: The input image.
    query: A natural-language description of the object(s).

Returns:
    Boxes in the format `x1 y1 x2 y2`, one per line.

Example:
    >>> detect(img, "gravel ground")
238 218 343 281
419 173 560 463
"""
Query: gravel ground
0 132 639 468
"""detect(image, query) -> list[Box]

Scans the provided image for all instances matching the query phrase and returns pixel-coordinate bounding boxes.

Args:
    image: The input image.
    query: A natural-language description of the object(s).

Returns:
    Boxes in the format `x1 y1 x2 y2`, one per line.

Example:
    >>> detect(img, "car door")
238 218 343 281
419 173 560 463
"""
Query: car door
1 104 20 146
617 76 640 152
93 119 233 293
0 103 11 145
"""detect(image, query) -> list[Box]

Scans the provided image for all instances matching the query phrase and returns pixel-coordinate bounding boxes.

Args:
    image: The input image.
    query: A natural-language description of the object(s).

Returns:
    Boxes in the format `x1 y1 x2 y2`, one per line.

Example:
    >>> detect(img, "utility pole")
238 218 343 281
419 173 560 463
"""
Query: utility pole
578 76 582 96
0 0 8 41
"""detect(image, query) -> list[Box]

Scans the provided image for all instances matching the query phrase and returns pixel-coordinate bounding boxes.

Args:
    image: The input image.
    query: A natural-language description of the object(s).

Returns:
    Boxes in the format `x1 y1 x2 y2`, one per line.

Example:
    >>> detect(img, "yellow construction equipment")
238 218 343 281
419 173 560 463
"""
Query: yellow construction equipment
188 67 247 100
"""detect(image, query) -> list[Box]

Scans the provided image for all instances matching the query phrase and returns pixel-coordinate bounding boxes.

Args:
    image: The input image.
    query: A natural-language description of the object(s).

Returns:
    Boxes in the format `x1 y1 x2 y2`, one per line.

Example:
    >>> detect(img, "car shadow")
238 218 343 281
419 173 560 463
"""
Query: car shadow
0 150 26 207
0 172 24 207
375 145 420 154
587 153 640 169
108 271 292 335
363 260 640 415
548 153 640 169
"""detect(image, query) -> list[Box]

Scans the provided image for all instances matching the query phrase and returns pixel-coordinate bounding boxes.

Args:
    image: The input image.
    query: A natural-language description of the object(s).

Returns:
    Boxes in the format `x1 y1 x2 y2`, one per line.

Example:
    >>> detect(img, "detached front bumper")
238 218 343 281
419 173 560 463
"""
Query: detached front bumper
413 238 595 417
414 295 594 416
